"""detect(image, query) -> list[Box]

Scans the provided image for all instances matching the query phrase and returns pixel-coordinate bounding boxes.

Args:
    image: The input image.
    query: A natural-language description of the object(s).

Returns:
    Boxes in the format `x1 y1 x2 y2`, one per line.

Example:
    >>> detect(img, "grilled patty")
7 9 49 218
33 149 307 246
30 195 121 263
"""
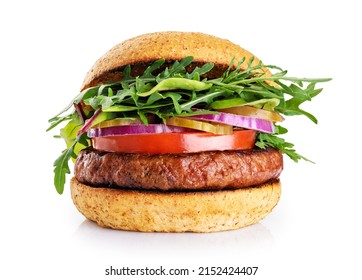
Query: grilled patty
74 147 283 191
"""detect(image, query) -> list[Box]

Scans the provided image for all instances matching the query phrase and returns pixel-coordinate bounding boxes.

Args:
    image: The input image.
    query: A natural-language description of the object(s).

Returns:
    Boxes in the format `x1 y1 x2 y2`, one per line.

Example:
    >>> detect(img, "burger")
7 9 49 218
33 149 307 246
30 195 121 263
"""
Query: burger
48 32 330 232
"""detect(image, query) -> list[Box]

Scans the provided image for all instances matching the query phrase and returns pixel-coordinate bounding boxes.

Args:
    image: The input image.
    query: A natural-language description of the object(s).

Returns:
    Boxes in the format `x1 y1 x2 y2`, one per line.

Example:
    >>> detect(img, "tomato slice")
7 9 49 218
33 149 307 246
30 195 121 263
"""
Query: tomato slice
91 129 256 154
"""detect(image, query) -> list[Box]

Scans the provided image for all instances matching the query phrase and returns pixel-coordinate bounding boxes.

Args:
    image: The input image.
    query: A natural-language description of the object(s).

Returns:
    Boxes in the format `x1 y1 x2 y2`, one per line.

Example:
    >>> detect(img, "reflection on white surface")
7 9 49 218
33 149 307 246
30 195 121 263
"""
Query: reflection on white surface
73 219 275 261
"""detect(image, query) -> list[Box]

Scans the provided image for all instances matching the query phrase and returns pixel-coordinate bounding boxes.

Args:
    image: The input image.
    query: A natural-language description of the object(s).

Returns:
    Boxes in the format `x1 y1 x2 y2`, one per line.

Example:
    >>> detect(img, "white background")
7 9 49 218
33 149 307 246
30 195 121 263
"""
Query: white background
1 0 361 279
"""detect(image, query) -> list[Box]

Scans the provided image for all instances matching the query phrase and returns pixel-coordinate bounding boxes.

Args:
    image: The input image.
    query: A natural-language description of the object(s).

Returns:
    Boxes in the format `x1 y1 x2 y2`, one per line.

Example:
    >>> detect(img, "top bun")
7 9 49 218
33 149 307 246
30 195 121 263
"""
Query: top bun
81 31 268 91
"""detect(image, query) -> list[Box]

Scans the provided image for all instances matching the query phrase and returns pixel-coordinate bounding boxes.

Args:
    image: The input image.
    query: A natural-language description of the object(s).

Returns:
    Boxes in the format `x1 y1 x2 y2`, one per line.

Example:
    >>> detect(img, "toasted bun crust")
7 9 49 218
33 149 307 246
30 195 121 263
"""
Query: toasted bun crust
81 31 268 91
70 177 281 233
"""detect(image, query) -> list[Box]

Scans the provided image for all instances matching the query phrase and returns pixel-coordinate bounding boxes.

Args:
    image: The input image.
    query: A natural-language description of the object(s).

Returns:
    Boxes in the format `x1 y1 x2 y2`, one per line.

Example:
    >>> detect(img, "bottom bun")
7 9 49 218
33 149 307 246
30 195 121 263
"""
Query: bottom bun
70 177 281 233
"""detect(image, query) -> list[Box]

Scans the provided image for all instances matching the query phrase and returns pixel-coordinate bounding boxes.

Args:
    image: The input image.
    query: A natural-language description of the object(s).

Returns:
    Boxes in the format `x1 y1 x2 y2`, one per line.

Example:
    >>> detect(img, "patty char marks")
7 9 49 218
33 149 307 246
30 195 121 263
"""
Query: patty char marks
74 148 283 191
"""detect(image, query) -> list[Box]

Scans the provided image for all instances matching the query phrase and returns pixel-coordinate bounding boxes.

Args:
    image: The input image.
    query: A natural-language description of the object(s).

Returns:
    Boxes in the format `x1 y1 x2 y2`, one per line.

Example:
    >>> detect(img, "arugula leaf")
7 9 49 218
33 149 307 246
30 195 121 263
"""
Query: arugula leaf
53 144 74 194
137 78 212 97
277 83 323 124
162 56 194 78
46 114 72 132
255 125 313 163
185 62 214 80
53 133 89 194
160 93 182 114
180 90 226 112
141 59 165 79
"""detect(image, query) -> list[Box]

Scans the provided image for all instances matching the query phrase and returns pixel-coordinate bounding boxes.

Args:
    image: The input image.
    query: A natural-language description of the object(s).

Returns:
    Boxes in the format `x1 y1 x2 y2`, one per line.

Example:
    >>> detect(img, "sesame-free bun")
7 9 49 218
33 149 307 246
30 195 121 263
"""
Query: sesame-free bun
70 177 281 233
81 31 268 91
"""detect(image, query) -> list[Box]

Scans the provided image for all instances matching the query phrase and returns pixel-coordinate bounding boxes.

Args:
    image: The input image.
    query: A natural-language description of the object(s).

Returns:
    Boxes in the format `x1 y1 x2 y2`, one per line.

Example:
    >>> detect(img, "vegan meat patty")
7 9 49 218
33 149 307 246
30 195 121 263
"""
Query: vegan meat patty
74 147 283 191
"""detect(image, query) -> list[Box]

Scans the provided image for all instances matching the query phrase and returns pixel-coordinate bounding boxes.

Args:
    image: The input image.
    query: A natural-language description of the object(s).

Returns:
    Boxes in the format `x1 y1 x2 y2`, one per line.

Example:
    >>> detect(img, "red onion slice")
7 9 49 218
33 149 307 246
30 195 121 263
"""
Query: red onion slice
77 109 102 136
88 124 194 138
190 112 274 133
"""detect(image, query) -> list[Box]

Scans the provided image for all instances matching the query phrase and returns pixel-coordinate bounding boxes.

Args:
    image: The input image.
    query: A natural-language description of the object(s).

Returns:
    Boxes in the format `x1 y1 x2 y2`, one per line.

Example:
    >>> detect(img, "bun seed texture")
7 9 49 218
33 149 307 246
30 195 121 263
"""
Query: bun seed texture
47 31 330 232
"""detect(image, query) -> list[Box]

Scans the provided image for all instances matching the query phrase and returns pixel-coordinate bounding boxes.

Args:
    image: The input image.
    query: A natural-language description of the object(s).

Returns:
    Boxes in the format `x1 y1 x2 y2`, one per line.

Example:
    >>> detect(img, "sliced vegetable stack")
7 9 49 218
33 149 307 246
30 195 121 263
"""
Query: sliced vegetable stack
47 56 331 194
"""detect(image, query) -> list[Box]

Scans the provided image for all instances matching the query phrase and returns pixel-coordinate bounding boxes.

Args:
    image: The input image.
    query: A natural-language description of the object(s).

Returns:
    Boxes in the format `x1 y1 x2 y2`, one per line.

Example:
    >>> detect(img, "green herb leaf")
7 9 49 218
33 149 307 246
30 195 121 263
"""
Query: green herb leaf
53 145 74 194
46 114 72 132
255 125 314 163
141 59 165 79
161 56 194 78
53 133 89 194
185 62 214 80
137 78 212 97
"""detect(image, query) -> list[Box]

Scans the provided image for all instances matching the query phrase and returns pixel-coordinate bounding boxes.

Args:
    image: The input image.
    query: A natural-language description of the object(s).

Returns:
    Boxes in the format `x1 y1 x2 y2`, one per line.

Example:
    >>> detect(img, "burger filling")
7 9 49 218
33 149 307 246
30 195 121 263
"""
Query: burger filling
48 57 330 194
